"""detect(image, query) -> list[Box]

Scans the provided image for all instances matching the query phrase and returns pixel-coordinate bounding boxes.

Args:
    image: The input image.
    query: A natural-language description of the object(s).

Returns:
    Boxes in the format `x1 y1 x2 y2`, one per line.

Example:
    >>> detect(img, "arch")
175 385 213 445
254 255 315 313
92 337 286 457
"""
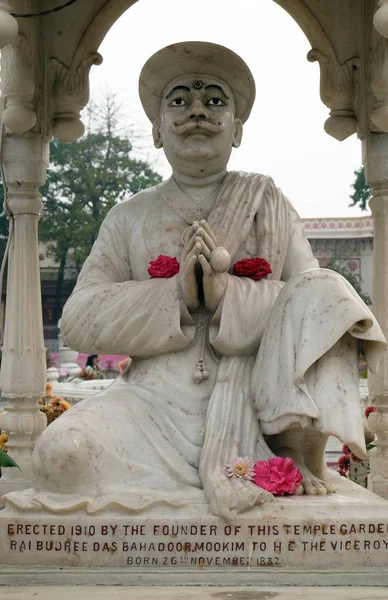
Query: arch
273 0 338 62
273 0 359 141
52 0 359 142
73 0 139 67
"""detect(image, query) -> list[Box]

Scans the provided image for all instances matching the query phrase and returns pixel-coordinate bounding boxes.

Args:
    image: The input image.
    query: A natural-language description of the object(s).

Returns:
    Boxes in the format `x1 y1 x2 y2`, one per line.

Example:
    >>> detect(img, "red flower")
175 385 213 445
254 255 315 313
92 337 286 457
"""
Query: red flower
365 405 376 418
253 457 302 496
233 257 271 280
148 255 180 278
342 444 351 455
350 453 362 464
337 454 350 477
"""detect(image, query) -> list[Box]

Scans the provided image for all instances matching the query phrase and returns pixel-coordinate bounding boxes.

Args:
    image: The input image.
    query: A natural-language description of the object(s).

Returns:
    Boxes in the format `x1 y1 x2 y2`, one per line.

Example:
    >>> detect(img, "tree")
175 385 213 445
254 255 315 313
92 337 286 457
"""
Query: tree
349 166 371 211
325 255 371 304
39 96 162 322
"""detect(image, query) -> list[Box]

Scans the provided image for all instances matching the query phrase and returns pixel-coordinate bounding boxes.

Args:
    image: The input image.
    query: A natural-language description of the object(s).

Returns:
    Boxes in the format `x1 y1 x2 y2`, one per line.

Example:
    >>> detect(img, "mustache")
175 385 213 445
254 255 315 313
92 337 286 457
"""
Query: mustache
170 120 224 135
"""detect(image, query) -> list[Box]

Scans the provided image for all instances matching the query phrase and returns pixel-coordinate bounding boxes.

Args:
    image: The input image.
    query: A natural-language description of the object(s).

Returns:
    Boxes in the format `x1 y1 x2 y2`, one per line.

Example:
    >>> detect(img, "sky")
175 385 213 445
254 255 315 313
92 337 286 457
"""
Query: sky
88 0 366 219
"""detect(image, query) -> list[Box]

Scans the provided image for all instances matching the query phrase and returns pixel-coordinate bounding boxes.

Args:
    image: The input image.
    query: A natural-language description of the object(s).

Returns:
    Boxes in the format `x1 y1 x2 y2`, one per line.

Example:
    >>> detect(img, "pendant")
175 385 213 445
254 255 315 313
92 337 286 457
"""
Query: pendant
193 359 209 384
189 207 204 222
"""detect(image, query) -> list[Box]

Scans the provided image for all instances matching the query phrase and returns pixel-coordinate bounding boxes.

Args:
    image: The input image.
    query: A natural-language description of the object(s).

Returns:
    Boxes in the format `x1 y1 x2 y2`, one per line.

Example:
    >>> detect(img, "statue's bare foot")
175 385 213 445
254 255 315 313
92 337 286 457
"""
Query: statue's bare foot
202 471 274 524
277 447 336 496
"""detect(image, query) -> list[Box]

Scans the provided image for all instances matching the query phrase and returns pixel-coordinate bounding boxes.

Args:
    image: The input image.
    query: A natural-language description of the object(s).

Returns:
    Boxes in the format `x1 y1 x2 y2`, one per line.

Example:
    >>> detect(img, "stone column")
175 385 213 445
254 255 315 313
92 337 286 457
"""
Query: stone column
0 134 48 494
363 132 388 499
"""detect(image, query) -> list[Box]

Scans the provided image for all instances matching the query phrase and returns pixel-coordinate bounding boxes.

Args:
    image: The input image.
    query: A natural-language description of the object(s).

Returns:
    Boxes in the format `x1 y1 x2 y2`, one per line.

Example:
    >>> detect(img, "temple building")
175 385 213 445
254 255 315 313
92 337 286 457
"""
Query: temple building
302 215 374 304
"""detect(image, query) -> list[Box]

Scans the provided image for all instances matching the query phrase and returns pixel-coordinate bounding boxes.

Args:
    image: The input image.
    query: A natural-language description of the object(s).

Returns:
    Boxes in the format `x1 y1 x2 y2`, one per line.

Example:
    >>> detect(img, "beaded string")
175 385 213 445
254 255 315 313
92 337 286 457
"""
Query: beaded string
193 313 210 384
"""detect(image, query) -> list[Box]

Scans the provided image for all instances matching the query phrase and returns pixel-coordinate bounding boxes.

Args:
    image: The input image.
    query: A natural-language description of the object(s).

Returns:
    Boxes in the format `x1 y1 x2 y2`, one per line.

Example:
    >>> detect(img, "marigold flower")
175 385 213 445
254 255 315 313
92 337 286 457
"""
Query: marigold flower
0 432 8 450
39 384 71 425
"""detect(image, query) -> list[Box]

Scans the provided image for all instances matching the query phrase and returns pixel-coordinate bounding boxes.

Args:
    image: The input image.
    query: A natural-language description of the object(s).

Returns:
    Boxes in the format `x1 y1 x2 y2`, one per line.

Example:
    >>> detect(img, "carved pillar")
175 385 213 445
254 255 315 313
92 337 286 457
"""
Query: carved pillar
0 134 48 493
1 34 37 135
307 50 358 141
50 52 102 143
363 133 388 499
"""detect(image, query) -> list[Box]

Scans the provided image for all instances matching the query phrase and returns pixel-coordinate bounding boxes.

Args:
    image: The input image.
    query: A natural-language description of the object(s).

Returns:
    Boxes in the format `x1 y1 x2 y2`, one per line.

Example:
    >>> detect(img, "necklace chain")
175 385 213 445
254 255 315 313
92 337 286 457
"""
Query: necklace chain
173 178 219 208
160 179 221 225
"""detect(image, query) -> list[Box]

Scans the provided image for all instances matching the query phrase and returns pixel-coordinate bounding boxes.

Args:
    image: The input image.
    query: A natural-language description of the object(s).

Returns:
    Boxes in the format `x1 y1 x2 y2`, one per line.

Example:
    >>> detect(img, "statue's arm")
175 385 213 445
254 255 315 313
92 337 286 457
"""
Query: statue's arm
209 190 318 357
61 208 193 357
209 276 284 356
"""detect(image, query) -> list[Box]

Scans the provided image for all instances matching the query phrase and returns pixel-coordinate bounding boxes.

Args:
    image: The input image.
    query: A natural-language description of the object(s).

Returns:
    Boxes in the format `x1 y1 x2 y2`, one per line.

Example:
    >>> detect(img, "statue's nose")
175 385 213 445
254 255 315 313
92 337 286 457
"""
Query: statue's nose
189 100 208 121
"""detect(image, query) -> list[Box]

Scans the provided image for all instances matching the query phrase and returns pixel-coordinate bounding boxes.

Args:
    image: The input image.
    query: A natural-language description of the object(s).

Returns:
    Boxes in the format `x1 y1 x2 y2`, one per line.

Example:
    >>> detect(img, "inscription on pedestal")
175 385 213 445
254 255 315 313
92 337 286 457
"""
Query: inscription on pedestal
2 517 388 569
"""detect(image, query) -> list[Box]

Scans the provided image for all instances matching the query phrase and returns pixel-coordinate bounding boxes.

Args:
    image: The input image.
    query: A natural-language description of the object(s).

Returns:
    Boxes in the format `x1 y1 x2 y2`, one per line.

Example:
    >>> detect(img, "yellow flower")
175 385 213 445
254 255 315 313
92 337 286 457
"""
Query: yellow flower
0 432 9 450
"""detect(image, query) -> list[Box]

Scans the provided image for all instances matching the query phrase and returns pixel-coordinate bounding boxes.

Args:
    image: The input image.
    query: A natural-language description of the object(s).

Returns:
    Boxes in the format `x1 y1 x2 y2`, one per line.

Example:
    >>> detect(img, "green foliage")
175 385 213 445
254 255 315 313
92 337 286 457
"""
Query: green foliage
39 95 162 320
40 97 161 270
325 255 371 304
349 166 371 211
0 447 20 469
0 186 10 261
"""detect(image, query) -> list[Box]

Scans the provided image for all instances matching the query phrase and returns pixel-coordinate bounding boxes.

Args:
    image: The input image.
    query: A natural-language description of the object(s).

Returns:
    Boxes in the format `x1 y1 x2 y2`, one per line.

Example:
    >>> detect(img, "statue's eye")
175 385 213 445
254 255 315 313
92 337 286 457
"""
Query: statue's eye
207 97 226 106
169 98 188 107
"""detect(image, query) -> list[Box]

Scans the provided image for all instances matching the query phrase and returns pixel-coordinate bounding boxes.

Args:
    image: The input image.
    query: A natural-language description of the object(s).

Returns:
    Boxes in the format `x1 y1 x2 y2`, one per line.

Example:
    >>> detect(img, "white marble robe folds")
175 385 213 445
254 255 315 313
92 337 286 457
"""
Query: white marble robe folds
4 172 386 513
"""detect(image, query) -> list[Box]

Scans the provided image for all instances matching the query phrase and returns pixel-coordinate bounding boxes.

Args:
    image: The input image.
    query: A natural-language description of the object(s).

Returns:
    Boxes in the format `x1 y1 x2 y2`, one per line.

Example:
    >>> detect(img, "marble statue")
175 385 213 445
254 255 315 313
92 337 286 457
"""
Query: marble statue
6 42 386 522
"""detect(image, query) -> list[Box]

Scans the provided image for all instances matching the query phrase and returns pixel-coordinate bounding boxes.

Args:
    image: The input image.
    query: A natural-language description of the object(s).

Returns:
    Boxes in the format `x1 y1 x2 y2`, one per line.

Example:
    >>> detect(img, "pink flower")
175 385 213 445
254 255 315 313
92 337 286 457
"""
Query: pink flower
226 457 254 481
148 255 180 278
253 457 302 496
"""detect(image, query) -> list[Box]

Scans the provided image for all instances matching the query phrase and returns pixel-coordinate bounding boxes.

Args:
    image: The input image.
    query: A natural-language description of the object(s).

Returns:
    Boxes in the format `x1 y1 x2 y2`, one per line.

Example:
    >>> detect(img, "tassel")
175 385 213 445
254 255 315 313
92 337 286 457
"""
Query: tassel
193 358 209 384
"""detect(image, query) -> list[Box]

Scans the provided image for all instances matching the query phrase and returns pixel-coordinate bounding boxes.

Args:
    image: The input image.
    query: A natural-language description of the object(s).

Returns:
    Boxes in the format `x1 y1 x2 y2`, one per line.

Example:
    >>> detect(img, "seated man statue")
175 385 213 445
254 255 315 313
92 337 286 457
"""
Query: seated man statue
7 42 386 522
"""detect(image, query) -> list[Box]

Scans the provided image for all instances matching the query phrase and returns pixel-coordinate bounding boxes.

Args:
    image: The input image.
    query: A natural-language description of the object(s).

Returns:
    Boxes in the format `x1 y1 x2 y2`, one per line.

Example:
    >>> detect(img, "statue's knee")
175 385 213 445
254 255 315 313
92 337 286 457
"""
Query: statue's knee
33 422 96 491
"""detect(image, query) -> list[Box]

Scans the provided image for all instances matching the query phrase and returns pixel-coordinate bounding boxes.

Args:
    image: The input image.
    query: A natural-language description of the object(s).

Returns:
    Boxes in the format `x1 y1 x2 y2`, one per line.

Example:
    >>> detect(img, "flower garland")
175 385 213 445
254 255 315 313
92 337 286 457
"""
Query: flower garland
226 456 302 496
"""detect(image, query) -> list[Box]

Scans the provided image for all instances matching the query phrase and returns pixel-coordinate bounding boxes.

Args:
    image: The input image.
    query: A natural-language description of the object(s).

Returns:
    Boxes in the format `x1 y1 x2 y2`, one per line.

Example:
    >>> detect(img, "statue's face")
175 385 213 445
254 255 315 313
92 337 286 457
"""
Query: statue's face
154 75 243 177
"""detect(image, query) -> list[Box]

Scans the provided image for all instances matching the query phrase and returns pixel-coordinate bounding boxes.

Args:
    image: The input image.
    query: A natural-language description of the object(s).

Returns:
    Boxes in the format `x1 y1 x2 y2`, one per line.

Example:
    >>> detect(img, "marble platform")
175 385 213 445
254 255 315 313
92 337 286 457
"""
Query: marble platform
1 475 388 586
1 588 388 599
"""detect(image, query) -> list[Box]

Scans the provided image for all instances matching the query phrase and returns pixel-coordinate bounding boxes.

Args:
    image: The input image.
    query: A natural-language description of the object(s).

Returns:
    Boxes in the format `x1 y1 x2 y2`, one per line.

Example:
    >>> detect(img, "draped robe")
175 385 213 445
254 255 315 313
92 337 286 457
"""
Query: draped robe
5 171 386 513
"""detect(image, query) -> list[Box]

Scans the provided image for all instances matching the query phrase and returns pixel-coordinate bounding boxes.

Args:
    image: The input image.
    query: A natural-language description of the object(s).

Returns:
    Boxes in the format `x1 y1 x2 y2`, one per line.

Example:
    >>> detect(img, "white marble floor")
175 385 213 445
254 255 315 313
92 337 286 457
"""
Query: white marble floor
1 588 388 599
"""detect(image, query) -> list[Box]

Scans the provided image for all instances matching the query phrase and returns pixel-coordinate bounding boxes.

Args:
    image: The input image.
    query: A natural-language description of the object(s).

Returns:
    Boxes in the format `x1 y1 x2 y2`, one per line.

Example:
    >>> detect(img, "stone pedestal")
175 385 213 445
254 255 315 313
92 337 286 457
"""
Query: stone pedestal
0 476 388 586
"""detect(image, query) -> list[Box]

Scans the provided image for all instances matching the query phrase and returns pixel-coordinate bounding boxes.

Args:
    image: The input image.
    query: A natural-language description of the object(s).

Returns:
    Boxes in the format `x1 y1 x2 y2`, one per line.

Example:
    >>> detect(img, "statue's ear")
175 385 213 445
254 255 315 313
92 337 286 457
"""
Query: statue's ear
232 119 243 148
152 120 163 149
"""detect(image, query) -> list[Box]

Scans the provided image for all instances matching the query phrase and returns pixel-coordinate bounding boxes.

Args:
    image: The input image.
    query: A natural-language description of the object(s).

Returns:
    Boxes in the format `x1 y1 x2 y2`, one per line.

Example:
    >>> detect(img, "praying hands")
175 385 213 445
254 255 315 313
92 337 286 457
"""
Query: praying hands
178 219 230 314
